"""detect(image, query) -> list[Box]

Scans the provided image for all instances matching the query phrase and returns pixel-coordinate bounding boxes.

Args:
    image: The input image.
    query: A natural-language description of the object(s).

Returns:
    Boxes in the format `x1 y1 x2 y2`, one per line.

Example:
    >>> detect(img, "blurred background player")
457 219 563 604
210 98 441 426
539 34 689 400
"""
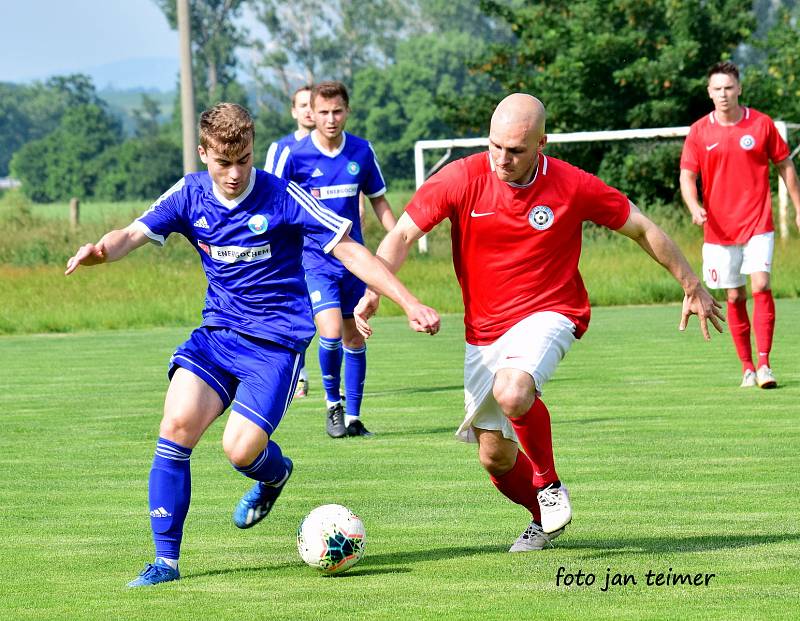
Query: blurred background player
356 93 722 552
277 81 396 438
264 85 316 398
65 102 439 587
680 61 800 389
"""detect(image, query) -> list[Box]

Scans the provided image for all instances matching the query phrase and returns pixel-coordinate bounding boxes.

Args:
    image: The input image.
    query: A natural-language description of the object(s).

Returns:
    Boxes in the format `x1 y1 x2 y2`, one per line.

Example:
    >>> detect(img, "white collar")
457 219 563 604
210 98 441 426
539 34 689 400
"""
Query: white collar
211 167 256 209
311 130 347 158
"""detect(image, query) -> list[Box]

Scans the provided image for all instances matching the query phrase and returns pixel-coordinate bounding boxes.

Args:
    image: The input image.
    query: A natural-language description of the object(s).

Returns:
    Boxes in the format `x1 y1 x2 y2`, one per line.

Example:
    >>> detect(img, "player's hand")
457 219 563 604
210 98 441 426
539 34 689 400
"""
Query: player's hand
679 286 725 340
65 242 108 275
405 302 440 336
689 206 707 226
353 290 381 338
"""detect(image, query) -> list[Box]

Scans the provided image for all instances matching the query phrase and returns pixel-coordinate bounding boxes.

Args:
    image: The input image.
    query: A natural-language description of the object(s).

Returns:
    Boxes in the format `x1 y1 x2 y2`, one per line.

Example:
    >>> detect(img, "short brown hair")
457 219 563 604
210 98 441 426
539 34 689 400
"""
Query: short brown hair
707 61 739 82
198 103 254 157
291 85 312 107
311 81 349 108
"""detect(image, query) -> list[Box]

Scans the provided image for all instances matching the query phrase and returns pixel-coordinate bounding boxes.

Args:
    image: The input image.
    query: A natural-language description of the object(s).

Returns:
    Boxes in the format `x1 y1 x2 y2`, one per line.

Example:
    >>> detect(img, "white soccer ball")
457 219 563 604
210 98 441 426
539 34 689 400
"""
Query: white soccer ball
297 504 366 574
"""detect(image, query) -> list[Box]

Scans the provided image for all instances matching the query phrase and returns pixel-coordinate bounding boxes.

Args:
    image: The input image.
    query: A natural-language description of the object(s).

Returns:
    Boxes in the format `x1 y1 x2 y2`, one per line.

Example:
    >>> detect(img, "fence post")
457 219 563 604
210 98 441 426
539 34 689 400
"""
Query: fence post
69 197 80 229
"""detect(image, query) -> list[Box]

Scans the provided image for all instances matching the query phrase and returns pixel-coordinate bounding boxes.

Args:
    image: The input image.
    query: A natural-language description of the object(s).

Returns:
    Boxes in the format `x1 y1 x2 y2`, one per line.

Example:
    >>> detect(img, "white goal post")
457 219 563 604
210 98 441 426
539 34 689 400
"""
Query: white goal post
413 122 796 252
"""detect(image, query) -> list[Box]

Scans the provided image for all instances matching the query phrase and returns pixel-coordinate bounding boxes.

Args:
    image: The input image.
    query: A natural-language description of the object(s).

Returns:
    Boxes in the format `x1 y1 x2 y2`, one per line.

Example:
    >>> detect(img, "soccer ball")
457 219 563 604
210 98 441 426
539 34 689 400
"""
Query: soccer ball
297 504 366 574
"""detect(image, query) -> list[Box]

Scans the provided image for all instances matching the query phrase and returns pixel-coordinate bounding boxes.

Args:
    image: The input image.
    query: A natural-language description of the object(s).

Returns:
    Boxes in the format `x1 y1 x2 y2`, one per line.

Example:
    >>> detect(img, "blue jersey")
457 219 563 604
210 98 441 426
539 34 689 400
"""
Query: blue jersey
264 131 302 177
134 168 351 352
280 131 386 277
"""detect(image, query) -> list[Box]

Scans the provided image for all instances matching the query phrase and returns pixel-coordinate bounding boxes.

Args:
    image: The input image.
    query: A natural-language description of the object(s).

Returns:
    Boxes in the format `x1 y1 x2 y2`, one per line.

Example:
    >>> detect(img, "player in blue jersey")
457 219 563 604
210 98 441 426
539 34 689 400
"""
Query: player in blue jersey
65 102 439 587
265 85 316 398
278 81 396 439
264 85 315 177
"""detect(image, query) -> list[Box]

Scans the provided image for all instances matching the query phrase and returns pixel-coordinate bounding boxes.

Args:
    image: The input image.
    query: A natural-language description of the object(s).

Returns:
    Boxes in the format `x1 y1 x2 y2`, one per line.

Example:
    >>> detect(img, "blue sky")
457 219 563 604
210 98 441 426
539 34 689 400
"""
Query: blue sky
1 0 179 87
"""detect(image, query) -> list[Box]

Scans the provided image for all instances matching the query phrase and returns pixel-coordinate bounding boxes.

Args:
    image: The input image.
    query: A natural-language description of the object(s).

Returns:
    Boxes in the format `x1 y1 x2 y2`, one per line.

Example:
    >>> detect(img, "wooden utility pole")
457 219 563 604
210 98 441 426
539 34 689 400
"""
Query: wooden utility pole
177 0 197 173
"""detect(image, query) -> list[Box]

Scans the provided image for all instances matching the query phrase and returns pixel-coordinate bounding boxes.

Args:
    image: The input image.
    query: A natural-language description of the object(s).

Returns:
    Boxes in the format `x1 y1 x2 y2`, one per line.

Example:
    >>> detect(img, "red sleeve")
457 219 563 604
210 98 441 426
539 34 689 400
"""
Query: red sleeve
765 118 790 164
680 125 701 173
404 159 466 232
578 169 631 230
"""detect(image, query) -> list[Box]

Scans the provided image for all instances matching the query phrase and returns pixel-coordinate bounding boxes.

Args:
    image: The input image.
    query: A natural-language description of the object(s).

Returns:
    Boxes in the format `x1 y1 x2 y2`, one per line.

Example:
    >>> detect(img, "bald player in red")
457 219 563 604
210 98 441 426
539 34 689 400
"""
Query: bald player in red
680 61 800 390
355 93 723 552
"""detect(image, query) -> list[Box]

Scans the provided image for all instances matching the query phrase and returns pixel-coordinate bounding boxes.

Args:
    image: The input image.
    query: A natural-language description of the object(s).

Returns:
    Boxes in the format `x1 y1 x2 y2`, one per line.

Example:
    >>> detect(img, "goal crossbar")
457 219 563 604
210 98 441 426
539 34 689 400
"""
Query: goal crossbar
414 123 795 251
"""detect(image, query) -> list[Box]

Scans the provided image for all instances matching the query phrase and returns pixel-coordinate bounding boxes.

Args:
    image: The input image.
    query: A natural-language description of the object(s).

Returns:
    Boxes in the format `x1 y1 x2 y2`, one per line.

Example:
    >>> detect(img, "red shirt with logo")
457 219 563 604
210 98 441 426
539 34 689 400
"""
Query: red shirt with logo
405 152 631 345
680 107 789 245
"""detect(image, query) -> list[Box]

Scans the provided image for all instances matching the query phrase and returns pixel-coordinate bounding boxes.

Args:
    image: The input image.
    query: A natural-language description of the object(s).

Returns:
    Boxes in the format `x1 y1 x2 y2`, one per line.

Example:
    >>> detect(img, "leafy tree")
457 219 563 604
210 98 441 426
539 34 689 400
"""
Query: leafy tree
93 135 183 201
348 31 497 183
0 74 102 177
154 0 249 105
132 93 164 138
11 104 122 202
743 4 800 121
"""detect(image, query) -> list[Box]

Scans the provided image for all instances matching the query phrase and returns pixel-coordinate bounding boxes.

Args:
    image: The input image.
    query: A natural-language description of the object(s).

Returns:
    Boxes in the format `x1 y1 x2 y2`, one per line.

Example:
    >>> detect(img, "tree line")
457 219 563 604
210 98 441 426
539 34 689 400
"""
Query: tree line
3 0 799 205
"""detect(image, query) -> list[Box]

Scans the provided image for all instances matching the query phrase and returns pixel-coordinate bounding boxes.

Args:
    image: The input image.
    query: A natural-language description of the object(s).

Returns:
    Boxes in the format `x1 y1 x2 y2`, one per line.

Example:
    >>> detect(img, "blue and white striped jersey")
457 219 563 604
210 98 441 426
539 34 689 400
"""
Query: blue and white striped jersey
279 131 386 277
134 168 351 352
264 130 302 177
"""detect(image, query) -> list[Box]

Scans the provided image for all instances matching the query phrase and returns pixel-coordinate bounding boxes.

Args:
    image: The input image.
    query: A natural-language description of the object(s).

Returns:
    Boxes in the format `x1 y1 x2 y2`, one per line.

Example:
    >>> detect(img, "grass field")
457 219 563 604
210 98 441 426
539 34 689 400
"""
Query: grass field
1 303 799 620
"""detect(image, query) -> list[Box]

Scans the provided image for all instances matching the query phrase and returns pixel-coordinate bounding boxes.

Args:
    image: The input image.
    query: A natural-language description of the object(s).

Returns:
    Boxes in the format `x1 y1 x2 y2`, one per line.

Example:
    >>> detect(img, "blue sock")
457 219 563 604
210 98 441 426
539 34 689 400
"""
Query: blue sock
319 336 343 403
149 437 192 562
233 440 289 485
343 345 366 417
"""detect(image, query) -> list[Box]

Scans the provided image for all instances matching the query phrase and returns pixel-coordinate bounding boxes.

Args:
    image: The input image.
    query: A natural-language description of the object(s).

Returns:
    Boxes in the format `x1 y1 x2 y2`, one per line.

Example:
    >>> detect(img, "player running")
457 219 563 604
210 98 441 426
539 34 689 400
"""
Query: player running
65 103 439 587
356 93 723 552
277 81 396 439
680 61 800 389
264 85 316 398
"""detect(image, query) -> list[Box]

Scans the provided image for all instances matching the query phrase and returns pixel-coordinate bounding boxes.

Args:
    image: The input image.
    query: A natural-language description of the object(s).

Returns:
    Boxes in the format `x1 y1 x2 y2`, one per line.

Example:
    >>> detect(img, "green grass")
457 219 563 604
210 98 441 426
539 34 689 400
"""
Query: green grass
1 303 799 619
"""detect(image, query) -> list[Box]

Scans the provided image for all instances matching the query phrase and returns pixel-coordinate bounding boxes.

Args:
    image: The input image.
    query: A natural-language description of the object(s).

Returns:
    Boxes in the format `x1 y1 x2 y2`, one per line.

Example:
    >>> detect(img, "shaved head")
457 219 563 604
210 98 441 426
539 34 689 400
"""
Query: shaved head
491 93 546 138
488 94 547 185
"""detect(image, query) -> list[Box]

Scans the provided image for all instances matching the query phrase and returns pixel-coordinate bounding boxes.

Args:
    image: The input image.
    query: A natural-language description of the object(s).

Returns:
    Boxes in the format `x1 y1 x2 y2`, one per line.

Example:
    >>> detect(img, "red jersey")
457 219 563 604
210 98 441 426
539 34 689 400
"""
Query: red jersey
406 153 630 345
680 107 790 245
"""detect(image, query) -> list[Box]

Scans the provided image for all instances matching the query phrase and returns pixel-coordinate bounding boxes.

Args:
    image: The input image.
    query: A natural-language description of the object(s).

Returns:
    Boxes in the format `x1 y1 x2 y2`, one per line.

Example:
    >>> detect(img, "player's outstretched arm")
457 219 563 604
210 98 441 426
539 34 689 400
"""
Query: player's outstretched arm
775 157 800 232
65 224 150 275
615 203 724 340
332 231 439 338
352 212 425 336
679 169 707 226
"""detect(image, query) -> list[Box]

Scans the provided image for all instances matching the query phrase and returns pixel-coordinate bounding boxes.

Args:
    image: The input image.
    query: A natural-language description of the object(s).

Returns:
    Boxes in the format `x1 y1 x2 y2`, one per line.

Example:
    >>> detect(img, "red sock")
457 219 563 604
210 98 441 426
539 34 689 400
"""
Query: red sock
508 399 558 489
727 300 754 372
752 290 775 369
489 450 541 521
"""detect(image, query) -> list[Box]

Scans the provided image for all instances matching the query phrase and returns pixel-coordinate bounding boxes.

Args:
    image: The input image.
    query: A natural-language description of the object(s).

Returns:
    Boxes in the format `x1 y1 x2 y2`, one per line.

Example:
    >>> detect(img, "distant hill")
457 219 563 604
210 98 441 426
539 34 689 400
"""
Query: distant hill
86 57 179 91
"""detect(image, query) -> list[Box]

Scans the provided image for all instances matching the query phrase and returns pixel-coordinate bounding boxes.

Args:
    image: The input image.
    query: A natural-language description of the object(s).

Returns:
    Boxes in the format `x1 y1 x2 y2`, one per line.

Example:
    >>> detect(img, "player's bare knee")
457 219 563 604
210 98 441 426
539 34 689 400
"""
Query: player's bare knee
478 443 516 476
159 411 200 444
493 385 533 418
223 438 262 468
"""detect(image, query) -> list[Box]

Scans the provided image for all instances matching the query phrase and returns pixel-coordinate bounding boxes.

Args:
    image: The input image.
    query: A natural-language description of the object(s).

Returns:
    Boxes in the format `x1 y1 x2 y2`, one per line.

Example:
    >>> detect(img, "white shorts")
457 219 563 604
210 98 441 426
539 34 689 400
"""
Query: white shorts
457 311 576 443
702 232 774 289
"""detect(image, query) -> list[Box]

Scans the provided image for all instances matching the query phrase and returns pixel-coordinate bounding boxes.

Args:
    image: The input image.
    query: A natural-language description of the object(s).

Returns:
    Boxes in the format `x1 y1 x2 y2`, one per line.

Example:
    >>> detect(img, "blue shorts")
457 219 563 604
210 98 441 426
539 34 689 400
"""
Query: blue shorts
305 270 367 318
169 327 302 435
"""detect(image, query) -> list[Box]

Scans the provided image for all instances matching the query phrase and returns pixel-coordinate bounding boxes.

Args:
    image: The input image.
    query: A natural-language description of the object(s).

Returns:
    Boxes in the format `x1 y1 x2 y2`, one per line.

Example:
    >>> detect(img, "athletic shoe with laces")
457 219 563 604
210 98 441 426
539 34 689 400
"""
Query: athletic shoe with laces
326 402 347 438
537 483 572 533
509 521 564 552
127 558 180 587
346 419 374 437
740 369 757 388
232 457 293 529
756 365 777 389
294 378 308 398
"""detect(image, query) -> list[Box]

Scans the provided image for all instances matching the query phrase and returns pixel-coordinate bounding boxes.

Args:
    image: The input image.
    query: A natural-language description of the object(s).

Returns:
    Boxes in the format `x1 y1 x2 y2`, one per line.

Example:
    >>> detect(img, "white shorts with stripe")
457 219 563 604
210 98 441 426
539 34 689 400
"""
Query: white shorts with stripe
457 311 577 443
702 232 774 289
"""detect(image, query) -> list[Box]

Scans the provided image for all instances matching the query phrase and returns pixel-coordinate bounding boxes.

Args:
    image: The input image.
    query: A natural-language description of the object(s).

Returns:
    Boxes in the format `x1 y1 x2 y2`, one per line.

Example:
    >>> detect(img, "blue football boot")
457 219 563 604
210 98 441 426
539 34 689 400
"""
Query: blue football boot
233 457 293 529
127 558 180 587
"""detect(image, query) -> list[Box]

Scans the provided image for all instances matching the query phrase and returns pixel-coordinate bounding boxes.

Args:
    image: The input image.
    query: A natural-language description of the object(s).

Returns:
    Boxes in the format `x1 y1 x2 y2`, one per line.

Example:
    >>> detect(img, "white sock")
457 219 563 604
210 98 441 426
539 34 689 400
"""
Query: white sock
156 557 178 569
298 368 308 382
326 399 342 409
345 415 359 426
